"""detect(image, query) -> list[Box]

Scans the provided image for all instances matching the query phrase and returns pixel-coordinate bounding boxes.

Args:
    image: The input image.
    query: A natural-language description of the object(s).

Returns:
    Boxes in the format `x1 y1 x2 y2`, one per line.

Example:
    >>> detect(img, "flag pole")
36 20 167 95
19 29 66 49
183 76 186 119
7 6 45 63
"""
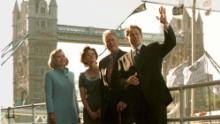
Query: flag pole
116 2 146 30
191 0 196 65
191 0 196 116
117 15 131 30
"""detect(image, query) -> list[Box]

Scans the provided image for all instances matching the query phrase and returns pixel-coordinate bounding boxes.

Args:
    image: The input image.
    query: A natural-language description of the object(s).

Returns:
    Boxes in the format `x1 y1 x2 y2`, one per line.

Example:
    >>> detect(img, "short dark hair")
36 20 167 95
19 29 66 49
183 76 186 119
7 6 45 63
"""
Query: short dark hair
124 25 142 37
80 46 98 66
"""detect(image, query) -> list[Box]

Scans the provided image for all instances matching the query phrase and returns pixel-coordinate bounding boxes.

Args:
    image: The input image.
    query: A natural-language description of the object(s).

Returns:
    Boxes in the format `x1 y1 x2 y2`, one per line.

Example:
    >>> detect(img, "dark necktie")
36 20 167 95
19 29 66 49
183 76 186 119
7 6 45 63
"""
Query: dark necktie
107 55 114 84
134 49 140 65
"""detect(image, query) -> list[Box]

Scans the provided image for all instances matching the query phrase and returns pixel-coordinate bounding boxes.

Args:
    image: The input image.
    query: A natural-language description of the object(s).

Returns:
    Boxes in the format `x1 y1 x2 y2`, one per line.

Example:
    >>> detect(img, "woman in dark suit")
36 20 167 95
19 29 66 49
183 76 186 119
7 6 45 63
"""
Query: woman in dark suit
79 46 101 124
118 6 176 124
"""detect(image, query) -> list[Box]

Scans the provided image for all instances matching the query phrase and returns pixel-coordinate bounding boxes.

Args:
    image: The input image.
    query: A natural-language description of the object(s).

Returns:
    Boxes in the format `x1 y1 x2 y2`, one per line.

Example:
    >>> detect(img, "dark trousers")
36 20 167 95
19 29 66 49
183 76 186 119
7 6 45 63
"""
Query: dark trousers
126 86 153 124
101 101 133 124
132 92 152 124
129 90 168 124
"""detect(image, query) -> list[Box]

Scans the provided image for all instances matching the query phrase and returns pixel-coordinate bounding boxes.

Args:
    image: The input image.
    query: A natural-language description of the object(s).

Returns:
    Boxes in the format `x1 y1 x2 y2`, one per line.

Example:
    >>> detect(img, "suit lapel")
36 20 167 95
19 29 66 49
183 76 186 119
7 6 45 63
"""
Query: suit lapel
103 49 125 85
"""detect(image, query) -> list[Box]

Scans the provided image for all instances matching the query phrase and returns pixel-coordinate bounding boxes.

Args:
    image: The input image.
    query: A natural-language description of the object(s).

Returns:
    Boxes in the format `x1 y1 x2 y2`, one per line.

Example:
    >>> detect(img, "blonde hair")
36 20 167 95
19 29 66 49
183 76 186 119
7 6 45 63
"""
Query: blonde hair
48 49 69 69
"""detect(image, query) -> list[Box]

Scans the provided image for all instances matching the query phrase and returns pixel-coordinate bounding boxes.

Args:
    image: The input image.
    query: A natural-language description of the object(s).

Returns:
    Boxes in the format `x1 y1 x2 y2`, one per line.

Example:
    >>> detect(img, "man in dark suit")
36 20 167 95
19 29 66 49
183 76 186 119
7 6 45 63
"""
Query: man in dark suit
118 6 176 124
99 30 131 124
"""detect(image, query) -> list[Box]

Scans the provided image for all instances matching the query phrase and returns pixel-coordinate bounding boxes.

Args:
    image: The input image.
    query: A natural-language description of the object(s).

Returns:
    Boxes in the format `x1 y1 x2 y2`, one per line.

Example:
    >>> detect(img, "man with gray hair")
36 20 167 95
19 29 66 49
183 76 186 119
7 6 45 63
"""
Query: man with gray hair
99 30 131 124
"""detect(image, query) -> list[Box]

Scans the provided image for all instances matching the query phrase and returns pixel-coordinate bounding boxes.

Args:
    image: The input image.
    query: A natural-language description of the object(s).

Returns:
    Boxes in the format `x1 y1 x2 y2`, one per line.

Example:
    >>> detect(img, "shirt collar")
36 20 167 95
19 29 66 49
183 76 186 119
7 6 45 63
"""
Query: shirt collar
132 43 143 52
55 67 69 74
110 49 119 58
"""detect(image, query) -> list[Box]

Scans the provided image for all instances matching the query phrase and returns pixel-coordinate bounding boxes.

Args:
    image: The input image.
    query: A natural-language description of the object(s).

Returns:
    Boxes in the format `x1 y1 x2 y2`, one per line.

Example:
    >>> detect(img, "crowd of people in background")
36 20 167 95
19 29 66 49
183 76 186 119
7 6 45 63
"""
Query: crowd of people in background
44 6 176 124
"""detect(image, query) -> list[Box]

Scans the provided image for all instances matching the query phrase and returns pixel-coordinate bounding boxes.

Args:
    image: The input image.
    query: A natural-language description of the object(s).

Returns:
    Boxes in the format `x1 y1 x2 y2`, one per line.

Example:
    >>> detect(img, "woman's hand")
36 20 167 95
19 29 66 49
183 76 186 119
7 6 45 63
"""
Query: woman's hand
48 112 56 124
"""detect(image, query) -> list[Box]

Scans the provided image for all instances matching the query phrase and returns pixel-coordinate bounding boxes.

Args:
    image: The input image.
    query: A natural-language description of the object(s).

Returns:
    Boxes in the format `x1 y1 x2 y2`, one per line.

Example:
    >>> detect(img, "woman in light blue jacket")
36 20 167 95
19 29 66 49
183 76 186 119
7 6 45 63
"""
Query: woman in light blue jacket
45 49 79 124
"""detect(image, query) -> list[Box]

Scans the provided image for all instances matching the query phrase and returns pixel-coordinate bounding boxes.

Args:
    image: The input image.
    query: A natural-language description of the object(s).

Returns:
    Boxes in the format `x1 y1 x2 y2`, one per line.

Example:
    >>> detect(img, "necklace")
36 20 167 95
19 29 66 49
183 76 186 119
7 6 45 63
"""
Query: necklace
86 66 99 78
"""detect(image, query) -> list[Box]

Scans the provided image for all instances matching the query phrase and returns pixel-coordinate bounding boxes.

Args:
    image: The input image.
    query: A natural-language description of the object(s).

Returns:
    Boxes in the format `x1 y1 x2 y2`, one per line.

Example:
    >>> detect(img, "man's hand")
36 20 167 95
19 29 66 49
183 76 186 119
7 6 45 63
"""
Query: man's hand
116 101 127 112
89 111 100 120
126 72 139 86
156 6 168 27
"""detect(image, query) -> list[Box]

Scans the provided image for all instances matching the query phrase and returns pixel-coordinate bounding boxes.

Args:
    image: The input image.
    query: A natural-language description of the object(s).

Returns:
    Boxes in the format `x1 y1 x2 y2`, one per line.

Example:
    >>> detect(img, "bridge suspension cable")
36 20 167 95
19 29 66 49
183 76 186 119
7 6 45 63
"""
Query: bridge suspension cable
1 34 29 66
205 50 220 75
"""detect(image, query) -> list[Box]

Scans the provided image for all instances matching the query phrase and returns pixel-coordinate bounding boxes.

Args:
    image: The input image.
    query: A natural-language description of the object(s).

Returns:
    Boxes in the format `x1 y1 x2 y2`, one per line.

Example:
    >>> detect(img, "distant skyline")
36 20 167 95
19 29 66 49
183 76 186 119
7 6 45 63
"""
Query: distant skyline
1 0 220 108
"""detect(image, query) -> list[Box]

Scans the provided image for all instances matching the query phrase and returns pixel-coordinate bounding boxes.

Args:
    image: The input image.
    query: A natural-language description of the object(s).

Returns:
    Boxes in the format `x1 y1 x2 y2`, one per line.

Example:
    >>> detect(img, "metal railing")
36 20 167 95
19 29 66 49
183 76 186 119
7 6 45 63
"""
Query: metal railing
1 103 47 124
167 80 220 124
1 80 220 124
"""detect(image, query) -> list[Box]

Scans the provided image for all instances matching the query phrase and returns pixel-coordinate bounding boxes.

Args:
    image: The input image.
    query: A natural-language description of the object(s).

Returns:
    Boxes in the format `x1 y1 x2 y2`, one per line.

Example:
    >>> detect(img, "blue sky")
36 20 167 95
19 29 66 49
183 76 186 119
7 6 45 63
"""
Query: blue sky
1 0 220 108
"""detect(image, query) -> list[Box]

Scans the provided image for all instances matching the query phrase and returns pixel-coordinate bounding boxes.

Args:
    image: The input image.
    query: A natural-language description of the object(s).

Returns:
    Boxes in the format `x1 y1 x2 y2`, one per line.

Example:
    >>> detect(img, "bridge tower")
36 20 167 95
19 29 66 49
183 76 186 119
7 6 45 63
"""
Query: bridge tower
163 8 204 77
12 0 57 105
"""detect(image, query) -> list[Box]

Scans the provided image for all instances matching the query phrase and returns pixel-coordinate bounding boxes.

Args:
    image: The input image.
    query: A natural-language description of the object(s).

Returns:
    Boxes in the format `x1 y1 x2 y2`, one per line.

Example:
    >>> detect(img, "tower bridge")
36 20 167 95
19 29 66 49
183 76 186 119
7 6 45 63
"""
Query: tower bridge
11 0 186 105
7 0 217 124
57 24 183 45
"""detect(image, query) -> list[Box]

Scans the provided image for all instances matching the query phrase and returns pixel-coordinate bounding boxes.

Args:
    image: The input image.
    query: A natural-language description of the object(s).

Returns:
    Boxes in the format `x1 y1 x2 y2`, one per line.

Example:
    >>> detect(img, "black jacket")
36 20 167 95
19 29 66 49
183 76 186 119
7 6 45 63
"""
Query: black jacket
118 26 176 124
99 49 128 124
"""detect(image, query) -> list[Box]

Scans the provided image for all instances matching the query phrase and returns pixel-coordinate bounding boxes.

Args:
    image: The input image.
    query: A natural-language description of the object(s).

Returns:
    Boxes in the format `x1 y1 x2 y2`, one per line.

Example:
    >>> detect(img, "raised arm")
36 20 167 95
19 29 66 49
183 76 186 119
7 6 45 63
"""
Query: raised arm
156 6 176 57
